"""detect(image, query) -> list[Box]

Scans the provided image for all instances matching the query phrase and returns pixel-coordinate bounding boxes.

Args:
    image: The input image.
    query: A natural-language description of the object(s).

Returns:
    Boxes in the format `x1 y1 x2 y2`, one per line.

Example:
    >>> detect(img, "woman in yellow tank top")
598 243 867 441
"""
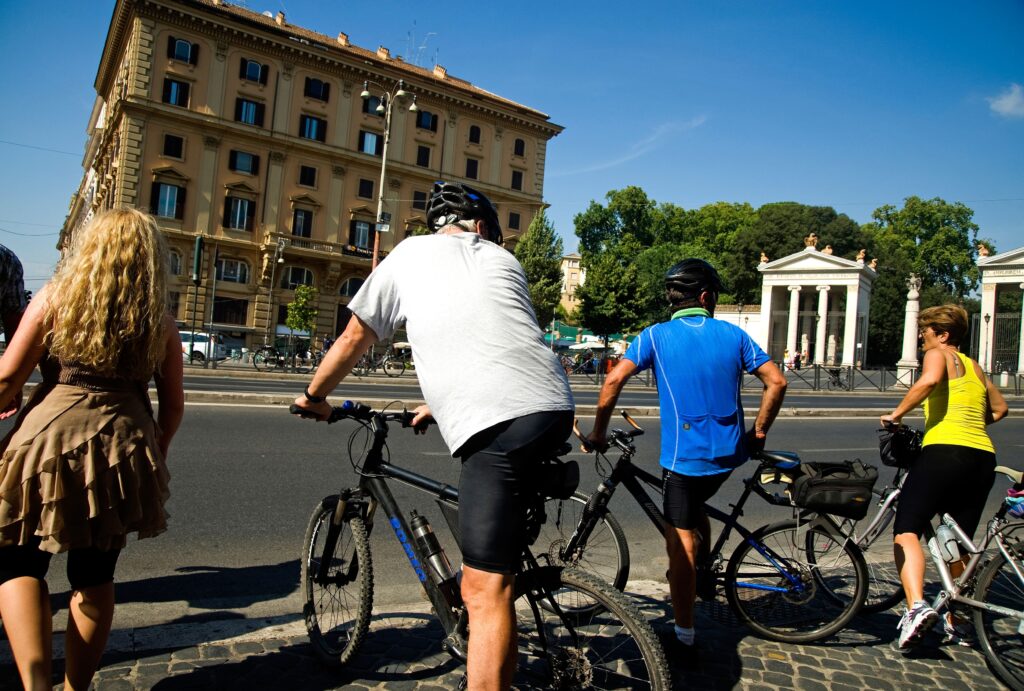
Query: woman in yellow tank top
880 304 1008 649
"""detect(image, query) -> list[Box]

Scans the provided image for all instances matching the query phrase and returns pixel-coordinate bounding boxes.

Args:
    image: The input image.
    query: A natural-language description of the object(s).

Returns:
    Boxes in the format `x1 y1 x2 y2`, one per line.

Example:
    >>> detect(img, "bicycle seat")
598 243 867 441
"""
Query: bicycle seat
758 450 801 470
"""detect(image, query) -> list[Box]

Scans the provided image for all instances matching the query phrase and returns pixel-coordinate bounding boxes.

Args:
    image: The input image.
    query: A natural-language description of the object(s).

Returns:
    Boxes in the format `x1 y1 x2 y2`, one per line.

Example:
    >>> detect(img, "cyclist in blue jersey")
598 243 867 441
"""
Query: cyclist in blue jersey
586 258 786 651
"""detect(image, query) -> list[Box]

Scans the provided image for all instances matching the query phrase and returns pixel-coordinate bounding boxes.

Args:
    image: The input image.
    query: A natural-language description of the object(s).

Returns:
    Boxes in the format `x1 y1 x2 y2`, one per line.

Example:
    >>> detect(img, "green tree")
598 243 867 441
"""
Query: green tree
286 284 319 339
862 196 981 364
513 210 564 328
576 240 644 339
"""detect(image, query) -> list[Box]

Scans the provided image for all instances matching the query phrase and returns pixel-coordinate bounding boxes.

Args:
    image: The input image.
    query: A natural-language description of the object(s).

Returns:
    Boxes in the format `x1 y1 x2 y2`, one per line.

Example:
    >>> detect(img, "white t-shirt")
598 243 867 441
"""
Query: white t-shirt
348 232 574 454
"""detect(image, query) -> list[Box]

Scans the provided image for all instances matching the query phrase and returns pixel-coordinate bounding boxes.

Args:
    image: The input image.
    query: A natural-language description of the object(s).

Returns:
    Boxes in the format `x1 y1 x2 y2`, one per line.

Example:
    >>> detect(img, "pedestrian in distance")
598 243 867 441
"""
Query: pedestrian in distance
585 258 787 653
292 181 574 690
0 243 28 420
881 304 1008 649
0 208 185 690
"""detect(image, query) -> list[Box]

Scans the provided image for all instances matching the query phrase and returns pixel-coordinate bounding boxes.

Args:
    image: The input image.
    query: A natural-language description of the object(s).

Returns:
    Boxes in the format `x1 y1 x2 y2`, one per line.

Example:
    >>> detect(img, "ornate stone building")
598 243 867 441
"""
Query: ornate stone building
62 0 563 351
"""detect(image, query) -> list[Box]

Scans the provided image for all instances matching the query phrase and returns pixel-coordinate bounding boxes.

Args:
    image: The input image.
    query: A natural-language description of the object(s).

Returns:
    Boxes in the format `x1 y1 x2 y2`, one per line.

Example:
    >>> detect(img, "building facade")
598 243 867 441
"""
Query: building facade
559 253 583 315
62 0 563 351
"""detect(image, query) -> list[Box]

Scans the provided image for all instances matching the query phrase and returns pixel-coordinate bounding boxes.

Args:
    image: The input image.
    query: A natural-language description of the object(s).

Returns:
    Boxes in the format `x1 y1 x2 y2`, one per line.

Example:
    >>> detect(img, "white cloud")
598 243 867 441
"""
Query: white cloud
551 116 708 177
988 83 1024 118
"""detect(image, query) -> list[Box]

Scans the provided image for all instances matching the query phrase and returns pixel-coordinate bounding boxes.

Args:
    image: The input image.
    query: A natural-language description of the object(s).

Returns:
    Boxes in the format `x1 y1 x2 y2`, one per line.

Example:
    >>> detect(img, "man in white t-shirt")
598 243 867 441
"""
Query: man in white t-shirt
293 182 574 690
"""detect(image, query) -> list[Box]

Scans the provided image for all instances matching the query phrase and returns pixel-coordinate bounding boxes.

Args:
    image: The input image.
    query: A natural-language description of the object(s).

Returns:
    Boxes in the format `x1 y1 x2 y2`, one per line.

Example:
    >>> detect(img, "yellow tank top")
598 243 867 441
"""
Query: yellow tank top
922 352 994 452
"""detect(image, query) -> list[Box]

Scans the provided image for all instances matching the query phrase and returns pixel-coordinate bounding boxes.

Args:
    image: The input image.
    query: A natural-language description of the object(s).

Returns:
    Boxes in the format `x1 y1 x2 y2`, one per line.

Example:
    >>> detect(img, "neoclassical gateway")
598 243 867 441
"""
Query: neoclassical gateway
755 240 877 368
978 246 1024 374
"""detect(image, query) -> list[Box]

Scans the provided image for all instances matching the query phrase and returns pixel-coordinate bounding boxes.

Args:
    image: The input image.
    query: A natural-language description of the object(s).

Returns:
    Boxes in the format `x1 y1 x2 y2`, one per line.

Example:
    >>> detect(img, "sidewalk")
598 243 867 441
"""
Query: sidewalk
1 579 1004 690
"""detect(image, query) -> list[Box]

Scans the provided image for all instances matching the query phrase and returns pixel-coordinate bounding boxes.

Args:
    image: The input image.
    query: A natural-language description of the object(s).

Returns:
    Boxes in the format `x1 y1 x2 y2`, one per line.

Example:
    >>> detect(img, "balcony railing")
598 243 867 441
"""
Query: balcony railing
285 236 386 262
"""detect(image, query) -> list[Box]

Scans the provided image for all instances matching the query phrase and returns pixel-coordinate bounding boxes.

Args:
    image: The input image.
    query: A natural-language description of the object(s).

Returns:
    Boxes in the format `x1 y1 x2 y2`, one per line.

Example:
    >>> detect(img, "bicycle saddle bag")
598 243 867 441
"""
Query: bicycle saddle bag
536 457 580 500
878 425 923 468
790 460 878 520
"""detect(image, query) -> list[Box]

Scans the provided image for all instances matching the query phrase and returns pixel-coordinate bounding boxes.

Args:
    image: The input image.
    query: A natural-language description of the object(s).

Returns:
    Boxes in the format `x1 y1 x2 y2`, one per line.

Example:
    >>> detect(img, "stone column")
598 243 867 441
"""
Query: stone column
842 284 859 367
814 286 829 365
1018 283 1024 374
326 165 345 244
786 286 801 362
896 274 922 385
979 281 997 372
195 136 219 234
757 283 774 353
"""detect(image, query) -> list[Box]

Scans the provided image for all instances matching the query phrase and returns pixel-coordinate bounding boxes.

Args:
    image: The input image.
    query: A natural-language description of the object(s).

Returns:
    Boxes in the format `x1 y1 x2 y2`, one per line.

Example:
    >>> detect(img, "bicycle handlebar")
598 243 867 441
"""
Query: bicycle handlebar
289 400 432 430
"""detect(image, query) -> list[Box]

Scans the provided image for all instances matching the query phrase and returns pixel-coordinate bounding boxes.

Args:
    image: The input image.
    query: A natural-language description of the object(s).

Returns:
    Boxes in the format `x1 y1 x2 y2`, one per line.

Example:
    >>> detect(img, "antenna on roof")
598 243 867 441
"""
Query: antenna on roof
405 21 437 67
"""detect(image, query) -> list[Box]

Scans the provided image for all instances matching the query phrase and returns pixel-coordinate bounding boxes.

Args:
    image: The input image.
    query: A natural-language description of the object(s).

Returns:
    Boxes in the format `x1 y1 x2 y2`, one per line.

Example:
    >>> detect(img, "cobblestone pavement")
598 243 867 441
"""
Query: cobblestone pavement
0 579 1010 690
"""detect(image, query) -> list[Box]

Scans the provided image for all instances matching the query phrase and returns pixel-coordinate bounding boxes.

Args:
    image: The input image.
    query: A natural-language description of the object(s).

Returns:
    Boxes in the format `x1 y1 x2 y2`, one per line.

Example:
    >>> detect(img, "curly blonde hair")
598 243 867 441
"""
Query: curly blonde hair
45 208 170 378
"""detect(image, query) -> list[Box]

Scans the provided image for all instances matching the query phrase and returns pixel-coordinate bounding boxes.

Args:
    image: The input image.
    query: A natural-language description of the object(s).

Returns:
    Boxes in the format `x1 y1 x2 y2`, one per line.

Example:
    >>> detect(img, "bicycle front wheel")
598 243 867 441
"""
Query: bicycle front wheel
974 544 1024 691
383 355 406 378
252 347 273 372
516 567 670 690
293 352 312 374
301 497 374 666
536 492 630 616
726 520 867 642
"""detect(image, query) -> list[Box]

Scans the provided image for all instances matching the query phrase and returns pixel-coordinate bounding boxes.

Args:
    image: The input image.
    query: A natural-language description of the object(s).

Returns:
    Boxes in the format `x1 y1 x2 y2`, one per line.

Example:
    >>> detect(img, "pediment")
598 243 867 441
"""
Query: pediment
348 204 374 218
225 181 258 194
978 245 1024 268
404 214 427 227
151 166 189 182
290 193 321 208
759 246 871 274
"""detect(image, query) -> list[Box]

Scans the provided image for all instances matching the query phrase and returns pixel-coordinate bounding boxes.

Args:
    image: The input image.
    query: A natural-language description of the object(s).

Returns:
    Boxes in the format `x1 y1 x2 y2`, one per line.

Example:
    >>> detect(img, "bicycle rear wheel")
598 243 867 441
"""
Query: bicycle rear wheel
515 567 670 690
726 520 867 642
383 355 406 378
293 352 313 374
301 497 374 666
536 492 630 616
252 347 274 372
974 544 1024 691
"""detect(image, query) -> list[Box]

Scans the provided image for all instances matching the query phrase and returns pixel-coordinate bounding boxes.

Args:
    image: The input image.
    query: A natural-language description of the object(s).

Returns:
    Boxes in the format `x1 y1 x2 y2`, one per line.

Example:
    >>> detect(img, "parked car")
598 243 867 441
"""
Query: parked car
179 331 228 363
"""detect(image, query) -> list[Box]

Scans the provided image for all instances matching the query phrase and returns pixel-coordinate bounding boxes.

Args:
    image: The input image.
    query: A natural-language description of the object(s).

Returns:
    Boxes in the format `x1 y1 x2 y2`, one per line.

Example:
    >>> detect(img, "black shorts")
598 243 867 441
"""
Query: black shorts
456 410 574 575
893 443 996 538
662 468 731 530
0 536 121 589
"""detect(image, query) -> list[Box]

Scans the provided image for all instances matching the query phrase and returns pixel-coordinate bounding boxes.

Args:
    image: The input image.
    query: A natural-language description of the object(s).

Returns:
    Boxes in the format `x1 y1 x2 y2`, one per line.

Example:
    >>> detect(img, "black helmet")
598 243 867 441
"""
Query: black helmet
426 181 503 244
664 258 724 296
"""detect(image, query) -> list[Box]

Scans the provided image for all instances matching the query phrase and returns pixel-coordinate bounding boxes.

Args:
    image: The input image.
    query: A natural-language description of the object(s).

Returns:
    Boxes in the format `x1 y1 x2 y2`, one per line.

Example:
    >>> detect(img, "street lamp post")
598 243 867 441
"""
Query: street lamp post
984 312 992 373
360 79 417 271
265 238 287 345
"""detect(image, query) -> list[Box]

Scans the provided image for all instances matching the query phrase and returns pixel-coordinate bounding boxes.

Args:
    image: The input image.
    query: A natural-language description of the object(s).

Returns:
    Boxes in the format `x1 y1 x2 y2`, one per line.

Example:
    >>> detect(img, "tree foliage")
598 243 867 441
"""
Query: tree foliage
513 210 564 328
286 284 319 335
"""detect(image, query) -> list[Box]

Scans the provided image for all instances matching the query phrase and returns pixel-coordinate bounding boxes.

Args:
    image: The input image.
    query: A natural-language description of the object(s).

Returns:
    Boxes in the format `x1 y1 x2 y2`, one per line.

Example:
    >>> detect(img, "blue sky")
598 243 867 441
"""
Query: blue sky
1 1 1021 293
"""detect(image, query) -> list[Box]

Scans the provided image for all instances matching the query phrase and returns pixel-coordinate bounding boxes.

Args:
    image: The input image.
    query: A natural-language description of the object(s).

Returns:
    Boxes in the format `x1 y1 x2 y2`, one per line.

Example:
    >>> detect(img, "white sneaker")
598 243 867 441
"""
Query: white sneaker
898 601 939 649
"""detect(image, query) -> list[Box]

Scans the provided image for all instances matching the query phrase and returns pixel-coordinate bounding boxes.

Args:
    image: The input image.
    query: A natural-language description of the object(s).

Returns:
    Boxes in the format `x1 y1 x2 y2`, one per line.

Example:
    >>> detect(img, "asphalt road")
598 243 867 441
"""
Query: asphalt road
2 406 1021 648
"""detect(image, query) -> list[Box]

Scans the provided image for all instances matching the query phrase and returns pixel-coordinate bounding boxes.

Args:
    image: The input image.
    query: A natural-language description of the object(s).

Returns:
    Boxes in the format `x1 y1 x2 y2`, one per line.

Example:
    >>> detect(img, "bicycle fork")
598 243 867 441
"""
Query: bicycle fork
559 481 615 563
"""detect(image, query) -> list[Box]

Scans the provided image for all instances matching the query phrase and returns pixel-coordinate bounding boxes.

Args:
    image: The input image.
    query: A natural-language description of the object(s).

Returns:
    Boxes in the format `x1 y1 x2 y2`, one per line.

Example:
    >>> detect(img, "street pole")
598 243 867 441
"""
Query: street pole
265 238 286 345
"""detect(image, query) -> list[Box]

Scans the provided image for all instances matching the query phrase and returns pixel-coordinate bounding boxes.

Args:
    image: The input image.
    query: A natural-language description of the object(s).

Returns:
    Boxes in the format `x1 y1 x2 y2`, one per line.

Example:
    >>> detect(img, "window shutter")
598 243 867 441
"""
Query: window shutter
189 43 199 66
318 119 326 142
228 150 238 170
180 82 190 106
431 113 438 132
254 103 265 127
251 154 260 176
245 197 255 230
303 77 312 98
259 64 269 85
176 187 186 220
150 182 160 214
223 197 231 227
239 58 247 79
375 135 383 156
348 220 358 246
162 79 172 103
234 98 243 121
167 36 176 59
322 82 330 102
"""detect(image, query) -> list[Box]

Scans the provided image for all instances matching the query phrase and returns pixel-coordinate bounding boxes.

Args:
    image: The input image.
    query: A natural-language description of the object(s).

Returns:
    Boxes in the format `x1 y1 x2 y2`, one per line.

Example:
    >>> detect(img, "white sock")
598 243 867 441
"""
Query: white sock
674 624 695 646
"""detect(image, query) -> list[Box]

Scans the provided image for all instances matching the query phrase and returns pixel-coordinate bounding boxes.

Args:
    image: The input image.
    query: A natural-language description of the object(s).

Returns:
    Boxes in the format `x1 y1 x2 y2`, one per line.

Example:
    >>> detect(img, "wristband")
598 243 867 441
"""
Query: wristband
303 386 327 404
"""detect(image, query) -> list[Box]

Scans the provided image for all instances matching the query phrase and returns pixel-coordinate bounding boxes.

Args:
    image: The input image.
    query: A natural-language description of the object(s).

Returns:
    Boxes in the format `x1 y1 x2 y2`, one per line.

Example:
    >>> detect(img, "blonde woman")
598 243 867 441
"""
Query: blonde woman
0 208 184 690
881 304 1008 649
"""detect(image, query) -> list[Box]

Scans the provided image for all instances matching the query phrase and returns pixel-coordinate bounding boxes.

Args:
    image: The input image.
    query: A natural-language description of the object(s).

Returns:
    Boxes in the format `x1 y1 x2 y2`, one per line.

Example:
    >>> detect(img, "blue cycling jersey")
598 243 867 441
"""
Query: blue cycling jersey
624 311 770 476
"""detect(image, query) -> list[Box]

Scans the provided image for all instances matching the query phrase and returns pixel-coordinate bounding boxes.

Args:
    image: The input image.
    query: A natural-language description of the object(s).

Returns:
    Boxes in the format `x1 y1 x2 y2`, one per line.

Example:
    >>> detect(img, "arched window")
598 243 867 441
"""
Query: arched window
339 277 365 298
216 258 250 284
469 125 481 144
514 138 526 157
281 266 314 289
169 249 182 276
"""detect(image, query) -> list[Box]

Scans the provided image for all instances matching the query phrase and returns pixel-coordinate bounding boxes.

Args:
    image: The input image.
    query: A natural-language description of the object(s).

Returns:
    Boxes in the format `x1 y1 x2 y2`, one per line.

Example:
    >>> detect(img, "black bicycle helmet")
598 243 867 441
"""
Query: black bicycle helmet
664 258 725 296
426 181 503 245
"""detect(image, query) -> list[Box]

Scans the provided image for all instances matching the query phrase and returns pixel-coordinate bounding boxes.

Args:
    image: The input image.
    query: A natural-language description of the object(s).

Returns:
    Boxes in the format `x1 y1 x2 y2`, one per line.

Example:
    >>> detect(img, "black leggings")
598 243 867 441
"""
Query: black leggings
893 443 996 538
0 536 121 590
456 410 574 574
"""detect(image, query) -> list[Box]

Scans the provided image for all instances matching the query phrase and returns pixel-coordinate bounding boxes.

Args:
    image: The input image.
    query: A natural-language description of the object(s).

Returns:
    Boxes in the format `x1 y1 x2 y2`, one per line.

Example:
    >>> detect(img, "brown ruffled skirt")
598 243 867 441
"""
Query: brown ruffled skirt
0 383 170 553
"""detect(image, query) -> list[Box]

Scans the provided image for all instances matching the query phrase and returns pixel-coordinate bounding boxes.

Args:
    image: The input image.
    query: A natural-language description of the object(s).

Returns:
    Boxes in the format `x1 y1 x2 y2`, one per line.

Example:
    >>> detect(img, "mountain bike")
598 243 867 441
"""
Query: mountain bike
537 412 868 643
351 346 407 378
291 401 671 689
252 343 315 373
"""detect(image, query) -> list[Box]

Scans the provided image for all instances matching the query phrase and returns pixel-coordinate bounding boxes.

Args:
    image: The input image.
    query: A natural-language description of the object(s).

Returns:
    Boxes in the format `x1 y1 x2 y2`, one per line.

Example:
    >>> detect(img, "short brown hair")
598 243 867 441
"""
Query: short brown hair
918 304 968 347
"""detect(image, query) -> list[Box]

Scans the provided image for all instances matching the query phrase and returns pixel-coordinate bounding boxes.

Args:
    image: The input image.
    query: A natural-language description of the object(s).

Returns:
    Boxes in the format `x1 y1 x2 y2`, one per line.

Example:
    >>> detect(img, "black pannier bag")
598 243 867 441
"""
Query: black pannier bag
790 460 879 520
878 424 923 468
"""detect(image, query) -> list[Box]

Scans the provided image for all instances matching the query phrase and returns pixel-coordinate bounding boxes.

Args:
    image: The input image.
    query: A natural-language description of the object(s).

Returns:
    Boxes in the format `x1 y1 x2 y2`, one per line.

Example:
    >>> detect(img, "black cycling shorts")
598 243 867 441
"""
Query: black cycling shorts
0 536 121 589
893 443 996 538
456 410 574 575
662 468 731 530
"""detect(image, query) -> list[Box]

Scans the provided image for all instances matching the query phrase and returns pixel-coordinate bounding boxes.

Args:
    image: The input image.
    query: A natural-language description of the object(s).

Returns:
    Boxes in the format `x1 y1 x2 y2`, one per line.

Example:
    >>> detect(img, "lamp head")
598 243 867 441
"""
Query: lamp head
408 95 418 113
395 79 407 99
359 81 371 100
